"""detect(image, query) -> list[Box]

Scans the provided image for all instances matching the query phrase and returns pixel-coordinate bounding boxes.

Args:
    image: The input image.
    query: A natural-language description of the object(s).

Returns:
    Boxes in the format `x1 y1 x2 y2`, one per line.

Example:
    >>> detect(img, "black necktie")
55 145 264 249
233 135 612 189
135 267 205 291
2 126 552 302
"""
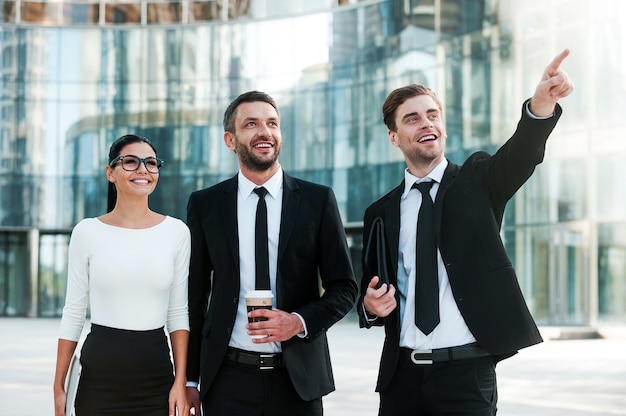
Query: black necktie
412 181 440 335
253 187 271 290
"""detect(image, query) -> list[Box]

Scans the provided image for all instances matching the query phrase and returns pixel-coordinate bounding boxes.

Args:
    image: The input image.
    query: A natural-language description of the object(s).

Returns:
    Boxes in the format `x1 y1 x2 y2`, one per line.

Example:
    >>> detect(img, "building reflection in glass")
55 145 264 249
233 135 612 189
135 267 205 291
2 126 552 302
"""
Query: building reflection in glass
0 0 624 328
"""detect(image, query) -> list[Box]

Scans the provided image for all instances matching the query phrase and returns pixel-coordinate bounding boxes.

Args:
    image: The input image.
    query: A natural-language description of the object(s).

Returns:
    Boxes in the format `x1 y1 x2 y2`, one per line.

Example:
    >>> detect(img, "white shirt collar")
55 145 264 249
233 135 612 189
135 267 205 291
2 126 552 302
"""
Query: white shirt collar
238 166 283 200
402 159 448 198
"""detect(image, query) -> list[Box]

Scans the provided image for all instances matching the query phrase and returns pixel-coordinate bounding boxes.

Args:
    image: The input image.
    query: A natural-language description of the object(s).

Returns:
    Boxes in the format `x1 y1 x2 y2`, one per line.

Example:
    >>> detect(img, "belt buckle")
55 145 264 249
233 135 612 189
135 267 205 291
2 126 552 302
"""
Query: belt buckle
410 349 433 365
259 354 276 370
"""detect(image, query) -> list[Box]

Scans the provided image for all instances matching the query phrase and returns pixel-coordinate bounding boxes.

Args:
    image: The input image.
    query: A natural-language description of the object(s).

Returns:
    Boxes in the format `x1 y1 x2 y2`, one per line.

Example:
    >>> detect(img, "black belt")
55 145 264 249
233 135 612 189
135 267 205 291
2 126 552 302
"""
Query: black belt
400 343 491 365
225 347 284 370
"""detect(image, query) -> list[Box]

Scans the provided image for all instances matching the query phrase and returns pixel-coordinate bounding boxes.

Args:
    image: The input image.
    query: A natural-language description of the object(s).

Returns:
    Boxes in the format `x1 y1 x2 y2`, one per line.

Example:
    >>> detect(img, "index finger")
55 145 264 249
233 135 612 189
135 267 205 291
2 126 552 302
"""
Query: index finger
368 276 380 289
548 48 570 72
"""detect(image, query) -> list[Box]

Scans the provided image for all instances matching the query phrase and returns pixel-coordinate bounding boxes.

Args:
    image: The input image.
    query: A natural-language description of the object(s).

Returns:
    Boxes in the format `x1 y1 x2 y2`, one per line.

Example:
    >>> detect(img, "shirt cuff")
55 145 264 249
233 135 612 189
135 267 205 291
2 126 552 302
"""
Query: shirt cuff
186 381 199 389
362 303 379 323
291 312 308 338
525 100 554 119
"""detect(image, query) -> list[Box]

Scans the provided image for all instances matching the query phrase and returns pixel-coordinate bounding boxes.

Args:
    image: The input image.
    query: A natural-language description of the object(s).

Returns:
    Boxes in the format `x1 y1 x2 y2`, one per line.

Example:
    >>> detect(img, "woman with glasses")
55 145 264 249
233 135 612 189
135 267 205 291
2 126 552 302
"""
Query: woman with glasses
53 134 191 416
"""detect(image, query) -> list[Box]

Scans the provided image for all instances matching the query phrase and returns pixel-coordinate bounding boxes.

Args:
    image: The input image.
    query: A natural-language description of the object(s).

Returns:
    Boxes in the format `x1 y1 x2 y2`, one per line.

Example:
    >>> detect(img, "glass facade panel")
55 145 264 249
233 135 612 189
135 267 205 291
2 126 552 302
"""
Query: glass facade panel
0 231 28 316
596 155 626 221
504 224 589 326
21 1 61 25
598 223 626 323
0 0 625 325
147 2 181 24
229 0 250 19
1 1 16 23
249 0 334 19
105 3 141 25
593 18 626 127
189 1 221 22
504 225 550 323
62 2 99 25
38 233 70 317
556 159 587 222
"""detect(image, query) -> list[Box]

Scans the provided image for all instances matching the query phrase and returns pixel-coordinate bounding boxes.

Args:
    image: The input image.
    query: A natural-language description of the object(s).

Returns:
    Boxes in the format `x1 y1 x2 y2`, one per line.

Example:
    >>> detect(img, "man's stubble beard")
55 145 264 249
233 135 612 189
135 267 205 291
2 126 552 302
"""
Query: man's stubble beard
234 137 281 172
406 147 442 167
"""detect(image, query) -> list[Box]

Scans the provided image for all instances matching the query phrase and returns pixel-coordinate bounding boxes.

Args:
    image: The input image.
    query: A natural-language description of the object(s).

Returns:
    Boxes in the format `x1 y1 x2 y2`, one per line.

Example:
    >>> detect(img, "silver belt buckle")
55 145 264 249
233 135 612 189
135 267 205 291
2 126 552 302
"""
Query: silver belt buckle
410 349 433 365
259 354 275 370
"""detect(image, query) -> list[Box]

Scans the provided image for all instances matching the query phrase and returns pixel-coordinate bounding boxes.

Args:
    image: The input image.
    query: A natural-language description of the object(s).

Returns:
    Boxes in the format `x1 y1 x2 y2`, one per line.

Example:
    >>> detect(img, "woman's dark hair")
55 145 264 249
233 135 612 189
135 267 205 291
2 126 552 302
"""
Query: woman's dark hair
107 134 157 212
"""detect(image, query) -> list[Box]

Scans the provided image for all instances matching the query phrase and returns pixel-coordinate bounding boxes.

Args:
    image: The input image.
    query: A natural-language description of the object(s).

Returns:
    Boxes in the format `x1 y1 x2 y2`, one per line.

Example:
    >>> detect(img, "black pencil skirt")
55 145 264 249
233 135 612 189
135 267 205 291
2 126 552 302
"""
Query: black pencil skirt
74 324 174 416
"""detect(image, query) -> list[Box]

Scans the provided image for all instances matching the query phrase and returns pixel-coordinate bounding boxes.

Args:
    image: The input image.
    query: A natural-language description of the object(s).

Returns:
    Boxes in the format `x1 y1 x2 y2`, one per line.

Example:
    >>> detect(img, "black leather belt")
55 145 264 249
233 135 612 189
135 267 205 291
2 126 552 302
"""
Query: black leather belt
225 347 284 370
400 343 491 365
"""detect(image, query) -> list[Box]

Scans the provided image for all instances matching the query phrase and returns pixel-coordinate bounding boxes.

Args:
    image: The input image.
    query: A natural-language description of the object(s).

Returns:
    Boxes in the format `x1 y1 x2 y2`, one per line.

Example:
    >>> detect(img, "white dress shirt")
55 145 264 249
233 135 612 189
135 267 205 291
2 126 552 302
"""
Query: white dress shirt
397 159 477 350
229 168 284 353
367 103 551 350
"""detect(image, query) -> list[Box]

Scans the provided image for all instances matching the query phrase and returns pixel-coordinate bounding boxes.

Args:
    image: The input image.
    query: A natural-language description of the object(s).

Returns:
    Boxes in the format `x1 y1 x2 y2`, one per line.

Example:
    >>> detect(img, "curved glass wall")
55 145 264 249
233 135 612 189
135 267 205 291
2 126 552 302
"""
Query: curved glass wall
0 0 625 325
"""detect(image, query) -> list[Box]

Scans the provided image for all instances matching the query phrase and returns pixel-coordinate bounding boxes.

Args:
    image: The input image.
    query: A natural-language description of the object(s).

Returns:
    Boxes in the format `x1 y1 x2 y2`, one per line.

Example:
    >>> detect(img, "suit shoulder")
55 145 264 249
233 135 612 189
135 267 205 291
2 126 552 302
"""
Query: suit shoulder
464 151 492 164
453 152 491 178
189 177 235 199
367 184 401 208
363 184 402 220
288 176 332 194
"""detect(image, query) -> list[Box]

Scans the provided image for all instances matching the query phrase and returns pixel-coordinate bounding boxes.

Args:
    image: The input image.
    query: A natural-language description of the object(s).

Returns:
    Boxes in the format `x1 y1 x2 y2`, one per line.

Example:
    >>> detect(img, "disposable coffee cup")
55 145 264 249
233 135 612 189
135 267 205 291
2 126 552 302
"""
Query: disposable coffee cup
245 290 274 339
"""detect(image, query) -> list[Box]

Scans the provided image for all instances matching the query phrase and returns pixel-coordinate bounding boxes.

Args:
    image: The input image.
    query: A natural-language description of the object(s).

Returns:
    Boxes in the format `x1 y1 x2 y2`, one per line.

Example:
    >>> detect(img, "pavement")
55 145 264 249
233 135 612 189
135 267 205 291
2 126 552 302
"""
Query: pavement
2 317 626 416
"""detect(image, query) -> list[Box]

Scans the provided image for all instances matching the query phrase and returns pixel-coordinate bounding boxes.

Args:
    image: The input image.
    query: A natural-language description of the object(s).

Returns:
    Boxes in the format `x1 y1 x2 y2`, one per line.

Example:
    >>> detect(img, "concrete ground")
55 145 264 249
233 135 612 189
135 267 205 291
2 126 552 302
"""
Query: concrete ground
1 317 626 415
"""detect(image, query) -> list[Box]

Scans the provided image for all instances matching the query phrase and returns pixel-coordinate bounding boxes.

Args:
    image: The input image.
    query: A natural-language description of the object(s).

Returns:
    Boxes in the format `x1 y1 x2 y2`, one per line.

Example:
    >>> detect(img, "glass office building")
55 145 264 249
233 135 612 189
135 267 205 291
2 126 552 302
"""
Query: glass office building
1 0 624 327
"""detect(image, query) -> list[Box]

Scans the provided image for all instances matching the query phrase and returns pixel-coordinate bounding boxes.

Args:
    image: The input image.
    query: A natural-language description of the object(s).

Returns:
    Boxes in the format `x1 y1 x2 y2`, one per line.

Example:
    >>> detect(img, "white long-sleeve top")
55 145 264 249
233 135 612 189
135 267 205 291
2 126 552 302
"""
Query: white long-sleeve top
59 216 191 341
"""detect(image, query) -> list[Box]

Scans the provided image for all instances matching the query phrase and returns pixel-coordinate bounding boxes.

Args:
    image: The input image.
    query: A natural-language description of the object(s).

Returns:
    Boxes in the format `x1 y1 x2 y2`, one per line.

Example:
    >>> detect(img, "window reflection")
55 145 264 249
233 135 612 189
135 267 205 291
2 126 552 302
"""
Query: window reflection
557 160 586 222
188 0 250 21
38 234 70 317
337 0 368 5
0 0 624 328
0 232 28 316
21 1 61 24
228 0 249 19
105 3 140 24
1 0 16 23
598 223 626 323
147 2 181 24
189 1 220 22
62 2 99 25
0 0 370 25
597 155 626 220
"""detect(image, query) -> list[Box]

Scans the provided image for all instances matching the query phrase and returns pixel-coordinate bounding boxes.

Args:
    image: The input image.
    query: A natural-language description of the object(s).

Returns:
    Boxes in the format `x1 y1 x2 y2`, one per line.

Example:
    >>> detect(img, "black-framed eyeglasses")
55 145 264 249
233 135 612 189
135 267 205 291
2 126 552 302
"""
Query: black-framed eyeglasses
109 155 164 173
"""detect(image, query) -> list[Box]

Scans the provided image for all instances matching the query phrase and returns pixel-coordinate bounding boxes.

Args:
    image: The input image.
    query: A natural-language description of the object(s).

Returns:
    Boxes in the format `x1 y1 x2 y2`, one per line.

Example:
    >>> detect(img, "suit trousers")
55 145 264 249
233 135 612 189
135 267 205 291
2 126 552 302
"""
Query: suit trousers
379 354 498 416
202 357 323 416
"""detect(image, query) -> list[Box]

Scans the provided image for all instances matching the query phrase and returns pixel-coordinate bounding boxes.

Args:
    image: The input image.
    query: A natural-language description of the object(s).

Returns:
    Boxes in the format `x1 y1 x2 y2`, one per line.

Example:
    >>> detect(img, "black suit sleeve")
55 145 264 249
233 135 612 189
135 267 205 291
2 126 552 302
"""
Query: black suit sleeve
290 186 358 340
185 190 213 383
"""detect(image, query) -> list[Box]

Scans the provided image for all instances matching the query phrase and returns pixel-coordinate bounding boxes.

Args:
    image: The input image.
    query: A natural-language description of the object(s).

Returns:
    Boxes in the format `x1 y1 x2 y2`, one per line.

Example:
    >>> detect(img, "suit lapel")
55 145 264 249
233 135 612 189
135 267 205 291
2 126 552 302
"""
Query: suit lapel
219 176 240 266
278 173 301 265
433 160 459 242
383 182 403 282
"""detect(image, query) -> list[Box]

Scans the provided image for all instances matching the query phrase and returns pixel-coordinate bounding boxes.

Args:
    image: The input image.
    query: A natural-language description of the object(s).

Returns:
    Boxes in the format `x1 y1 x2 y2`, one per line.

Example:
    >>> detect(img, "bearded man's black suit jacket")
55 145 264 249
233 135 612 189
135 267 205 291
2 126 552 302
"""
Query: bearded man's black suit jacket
358 101 561 392
186 172 357 402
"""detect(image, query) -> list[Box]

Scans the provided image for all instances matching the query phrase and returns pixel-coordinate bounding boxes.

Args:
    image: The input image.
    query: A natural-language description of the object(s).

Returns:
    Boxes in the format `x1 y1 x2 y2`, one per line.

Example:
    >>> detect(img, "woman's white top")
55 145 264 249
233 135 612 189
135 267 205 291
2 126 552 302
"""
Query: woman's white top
59 216 191 341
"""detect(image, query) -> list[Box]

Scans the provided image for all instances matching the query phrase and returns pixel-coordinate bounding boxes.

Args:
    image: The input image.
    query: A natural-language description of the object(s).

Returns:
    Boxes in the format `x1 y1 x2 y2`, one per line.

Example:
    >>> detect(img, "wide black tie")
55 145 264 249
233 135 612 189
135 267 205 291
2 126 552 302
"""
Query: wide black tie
253 187 271 290
412 181 440 335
